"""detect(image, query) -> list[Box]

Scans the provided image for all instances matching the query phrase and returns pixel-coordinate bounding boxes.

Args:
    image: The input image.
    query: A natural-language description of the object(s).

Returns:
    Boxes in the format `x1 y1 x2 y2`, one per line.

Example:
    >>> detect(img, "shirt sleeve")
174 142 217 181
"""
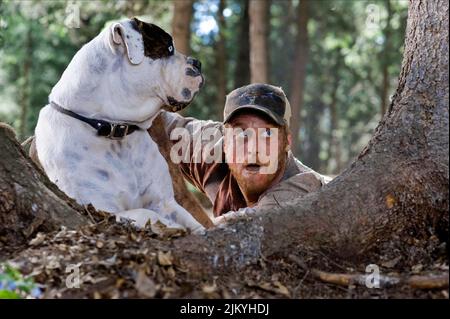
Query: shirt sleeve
159 111 228 204
255 171 324 211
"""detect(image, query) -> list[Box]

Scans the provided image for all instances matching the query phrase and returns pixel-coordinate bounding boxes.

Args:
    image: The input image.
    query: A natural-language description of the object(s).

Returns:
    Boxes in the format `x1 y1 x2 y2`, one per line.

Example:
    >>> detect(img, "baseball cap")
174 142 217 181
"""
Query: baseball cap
223 83 291 127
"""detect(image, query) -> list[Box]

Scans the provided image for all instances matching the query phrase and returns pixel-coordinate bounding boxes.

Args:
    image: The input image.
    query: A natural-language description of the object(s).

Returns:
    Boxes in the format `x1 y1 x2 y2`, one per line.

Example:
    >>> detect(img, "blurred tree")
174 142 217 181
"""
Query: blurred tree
380 0 392 116
327 49 343 173
172 0 194 55
215 0 227 114
302 99 325 170
0 0 409 177
289 0 309 157
18 27 32 139
233 0 250 88
249 0 269 83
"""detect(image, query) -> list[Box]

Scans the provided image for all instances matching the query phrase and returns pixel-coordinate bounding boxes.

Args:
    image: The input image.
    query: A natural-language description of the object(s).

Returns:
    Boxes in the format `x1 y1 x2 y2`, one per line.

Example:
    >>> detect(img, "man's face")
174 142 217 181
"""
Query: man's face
224 112 289 200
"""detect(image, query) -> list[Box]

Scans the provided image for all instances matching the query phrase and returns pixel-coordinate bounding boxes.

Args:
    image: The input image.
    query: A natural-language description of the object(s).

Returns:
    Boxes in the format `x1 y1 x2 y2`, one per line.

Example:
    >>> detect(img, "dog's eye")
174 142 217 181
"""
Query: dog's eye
168 45 174 55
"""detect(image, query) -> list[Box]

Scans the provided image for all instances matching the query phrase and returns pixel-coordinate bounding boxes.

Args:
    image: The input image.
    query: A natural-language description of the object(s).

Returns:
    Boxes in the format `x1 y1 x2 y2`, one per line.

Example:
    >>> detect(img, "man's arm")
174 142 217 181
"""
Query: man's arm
213 169 330 225
159 111 222 140
159 111 227 206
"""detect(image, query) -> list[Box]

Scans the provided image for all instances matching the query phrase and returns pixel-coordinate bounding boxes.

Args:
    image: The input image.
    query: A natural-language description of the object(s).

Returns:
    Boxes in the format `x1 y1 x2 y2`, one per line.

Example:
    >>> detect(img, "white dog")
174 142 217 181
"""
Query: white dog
34 18 204 233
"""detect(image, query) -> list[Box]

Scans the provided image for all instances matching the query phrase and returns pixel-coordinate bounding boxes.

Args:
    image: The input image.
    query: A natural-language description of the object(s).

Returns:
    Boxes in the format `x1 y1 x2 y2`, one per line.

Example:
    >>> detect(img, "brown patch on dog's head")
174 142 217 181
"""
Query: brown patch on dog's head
131 17 174 60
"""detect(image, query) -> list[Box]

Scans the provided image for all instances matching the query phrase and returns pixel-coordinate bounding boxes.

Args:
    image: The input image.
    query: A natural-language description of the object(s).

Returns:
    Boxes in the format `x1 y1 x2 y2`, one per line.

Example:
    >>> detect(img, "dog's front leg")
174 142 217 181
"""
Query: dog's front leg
158 199 205 234
115 207 204 234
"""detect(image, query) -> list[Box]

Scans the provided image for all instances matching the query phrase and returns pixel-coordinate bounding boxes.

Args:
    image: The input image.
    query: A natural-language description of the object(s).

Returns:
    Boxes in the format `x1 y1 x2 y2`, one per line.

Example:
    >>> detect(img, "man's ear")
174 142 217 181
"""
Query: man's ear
286 132 292 151
110 21 144 65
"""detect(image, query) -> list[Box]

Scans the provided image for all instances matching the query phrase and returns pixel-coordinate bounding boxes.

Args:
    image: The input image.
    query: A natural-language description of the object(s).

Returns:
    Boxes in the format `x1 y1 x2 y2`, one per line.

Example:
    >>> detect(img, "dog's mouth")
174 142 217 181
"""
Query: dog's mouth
163 96 190 112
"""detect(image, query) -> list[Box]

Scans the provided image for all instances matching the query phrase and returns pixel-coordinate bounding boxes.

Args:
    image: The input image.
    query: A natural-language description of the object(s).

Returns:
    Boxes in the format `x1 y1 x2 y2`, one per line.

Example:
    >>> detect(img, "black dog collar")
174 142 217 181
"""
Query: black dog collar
50 101 140 139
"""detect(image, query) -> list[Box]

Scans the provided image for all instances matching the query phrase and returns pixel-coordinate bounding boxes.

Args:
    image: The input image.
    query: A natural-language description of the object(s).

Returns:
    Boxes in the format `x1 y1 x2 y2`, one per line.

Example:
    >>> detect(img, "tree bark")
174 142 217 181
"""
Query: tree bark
0 0 448 278
0 124 88 249
249 0 269 83
289 0 309 157
171 0 193 55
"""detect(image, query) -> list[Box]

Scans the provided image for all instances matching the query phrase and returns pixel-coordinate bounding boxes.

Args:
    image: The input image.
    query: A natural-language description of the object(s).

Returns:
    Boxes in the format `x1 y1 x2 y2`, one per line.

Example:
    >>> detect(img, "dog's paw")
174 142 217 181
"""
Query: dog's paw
114 209 181 229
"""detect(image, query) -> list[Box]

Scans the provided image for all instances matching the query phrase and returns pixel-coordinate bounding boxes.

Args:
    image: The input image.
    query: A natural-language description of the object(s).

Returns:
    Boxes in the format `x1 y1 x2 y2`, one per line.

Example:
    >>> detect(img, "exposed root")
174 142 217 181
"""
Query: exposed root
288 254 449 290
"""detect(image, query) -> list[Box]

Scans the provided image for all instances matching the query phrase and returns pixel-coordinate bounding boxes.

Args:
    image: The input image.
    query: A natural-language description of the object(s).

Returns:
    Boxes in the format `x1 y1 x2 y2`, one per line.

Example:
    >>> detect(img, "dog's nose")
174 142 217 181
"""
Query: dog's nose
187 57 202 72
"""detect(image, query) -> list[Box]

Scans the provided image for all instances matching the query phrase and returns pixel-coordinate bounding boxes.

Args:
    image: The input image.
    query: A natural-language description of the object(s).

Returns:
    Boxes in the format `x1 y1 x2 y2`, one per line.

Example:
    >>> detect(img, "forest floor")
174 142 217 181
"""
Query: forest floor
0 207 448 299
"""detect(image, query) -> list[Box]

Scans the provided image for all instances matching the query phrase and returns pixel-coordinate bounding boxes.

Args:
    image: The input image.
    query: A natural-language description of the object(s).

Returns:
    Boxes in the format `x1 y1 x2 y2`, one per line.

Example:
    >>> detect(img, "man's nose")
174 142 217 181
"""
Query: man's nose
187 57 202 72
246 135 258 156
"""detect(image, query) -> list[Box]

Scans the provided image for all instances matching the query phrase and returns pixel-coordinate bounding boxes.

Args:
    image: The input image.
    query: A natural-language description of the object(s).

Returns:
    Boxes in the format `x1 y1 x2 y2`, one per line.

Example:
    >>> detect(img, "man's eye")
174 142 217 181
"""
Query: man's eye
261 128 272 138
236 131 252 139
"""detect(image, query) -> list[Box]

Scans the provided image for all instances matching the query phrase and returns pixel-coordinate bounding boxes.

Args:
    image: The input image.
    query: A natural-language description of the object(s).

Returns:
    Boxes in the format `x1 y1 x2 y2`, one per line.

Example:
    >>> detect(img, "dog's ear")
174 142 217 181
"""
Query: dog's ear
132 17 175 60
110 21 144 65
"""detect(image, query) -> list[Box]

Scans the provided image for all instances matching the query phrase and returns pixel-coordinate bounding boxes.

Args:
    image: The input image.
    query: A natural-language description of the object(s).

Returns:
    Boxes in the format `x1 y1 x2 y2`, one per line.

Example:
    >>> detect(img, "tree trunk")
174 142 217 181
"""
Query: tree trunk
249 0 269 83
148 115 214 229
289 0 309 157
0 0 447 281
216 0 227 116
234 0 250 88
19 29 32 140
380 0 393 116
171 0 193 55
302 100 324 170
327 51 343 174
0 124 88 250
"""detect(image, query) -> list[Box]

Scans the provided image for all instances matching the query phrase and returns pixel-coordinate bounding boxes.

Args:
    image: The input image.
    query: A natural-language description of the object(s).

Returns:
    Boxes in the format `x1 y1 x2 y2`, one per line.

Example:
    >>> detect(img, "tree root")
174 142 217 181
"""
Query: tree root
288 254 449 290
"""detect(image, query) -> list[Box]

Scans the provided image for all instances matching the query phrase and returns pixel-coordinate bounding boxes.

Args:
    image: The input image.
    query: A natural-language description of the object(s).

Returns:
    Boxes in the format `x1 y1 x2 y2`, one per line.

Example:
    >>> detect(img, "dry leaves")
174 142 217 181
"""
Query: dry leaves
157 251 173 266
135 270 157 298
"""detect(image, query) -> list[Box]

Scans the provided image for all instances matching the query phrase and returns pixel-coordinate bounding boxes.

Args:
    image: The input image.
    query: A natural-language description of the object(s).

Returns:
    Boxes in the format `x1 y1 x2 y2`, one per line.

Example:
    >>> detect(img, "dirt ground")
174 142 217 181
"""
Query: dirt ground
0 208 448 299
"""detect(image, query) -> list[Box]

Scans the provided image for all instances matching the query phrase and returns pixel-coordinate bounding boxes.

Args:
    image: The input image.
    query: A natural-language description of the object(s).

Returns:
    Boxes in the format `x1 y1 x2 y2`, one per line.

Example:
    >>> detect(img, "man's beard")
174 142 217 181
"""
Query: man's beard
231 151 288 203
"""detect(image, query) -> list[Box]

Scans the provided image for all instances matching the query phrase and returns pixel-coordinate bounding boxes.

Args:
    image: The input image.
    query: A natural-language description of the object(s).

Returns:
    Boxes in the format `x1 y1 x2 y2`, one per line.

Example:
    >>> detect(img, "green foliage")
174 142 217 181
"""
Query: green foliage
0 263 42 299
0 0 408 174
269 0 407 172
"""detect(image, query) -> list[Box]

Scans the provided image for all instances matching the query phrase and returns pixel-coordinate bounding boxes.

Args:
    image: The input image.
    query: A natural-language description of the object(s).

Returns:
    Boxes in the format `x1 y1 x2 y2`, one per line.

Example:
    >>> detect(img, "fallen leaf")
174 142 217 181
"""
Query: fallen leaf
166 266 176 279
412 264 423 273
158 251 173 266
202 283 217 294
135 270 157 298
382 256 402 268
96 241 104 249
385 194 396 209
247 281 291 297
273 281 291 297
29 233 46 246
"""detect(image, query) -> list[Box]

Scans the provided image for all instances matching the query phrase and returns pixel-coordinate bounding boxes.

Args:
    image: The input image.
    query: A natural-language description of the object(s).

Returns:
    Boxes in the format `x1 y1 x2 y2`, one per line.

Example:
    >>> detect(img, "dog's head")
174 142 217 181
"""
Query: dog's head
107 17 203 112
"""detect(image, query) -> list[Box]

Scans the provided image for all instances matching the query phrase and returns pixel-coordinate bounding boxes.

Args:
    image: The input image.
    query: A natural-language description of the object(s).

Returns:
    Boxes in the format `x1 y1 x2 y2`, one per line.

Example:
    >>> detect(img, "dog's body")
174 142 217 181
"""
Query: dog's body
34 18 204 232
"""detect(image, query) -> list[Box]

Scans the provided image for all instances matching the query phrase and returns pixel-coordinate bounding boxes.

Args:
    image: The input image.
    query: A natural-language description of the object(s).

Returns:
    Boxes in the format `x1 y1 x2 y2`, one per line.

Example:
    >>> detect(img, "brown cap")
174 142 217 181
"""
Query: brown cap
223 83 291 127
